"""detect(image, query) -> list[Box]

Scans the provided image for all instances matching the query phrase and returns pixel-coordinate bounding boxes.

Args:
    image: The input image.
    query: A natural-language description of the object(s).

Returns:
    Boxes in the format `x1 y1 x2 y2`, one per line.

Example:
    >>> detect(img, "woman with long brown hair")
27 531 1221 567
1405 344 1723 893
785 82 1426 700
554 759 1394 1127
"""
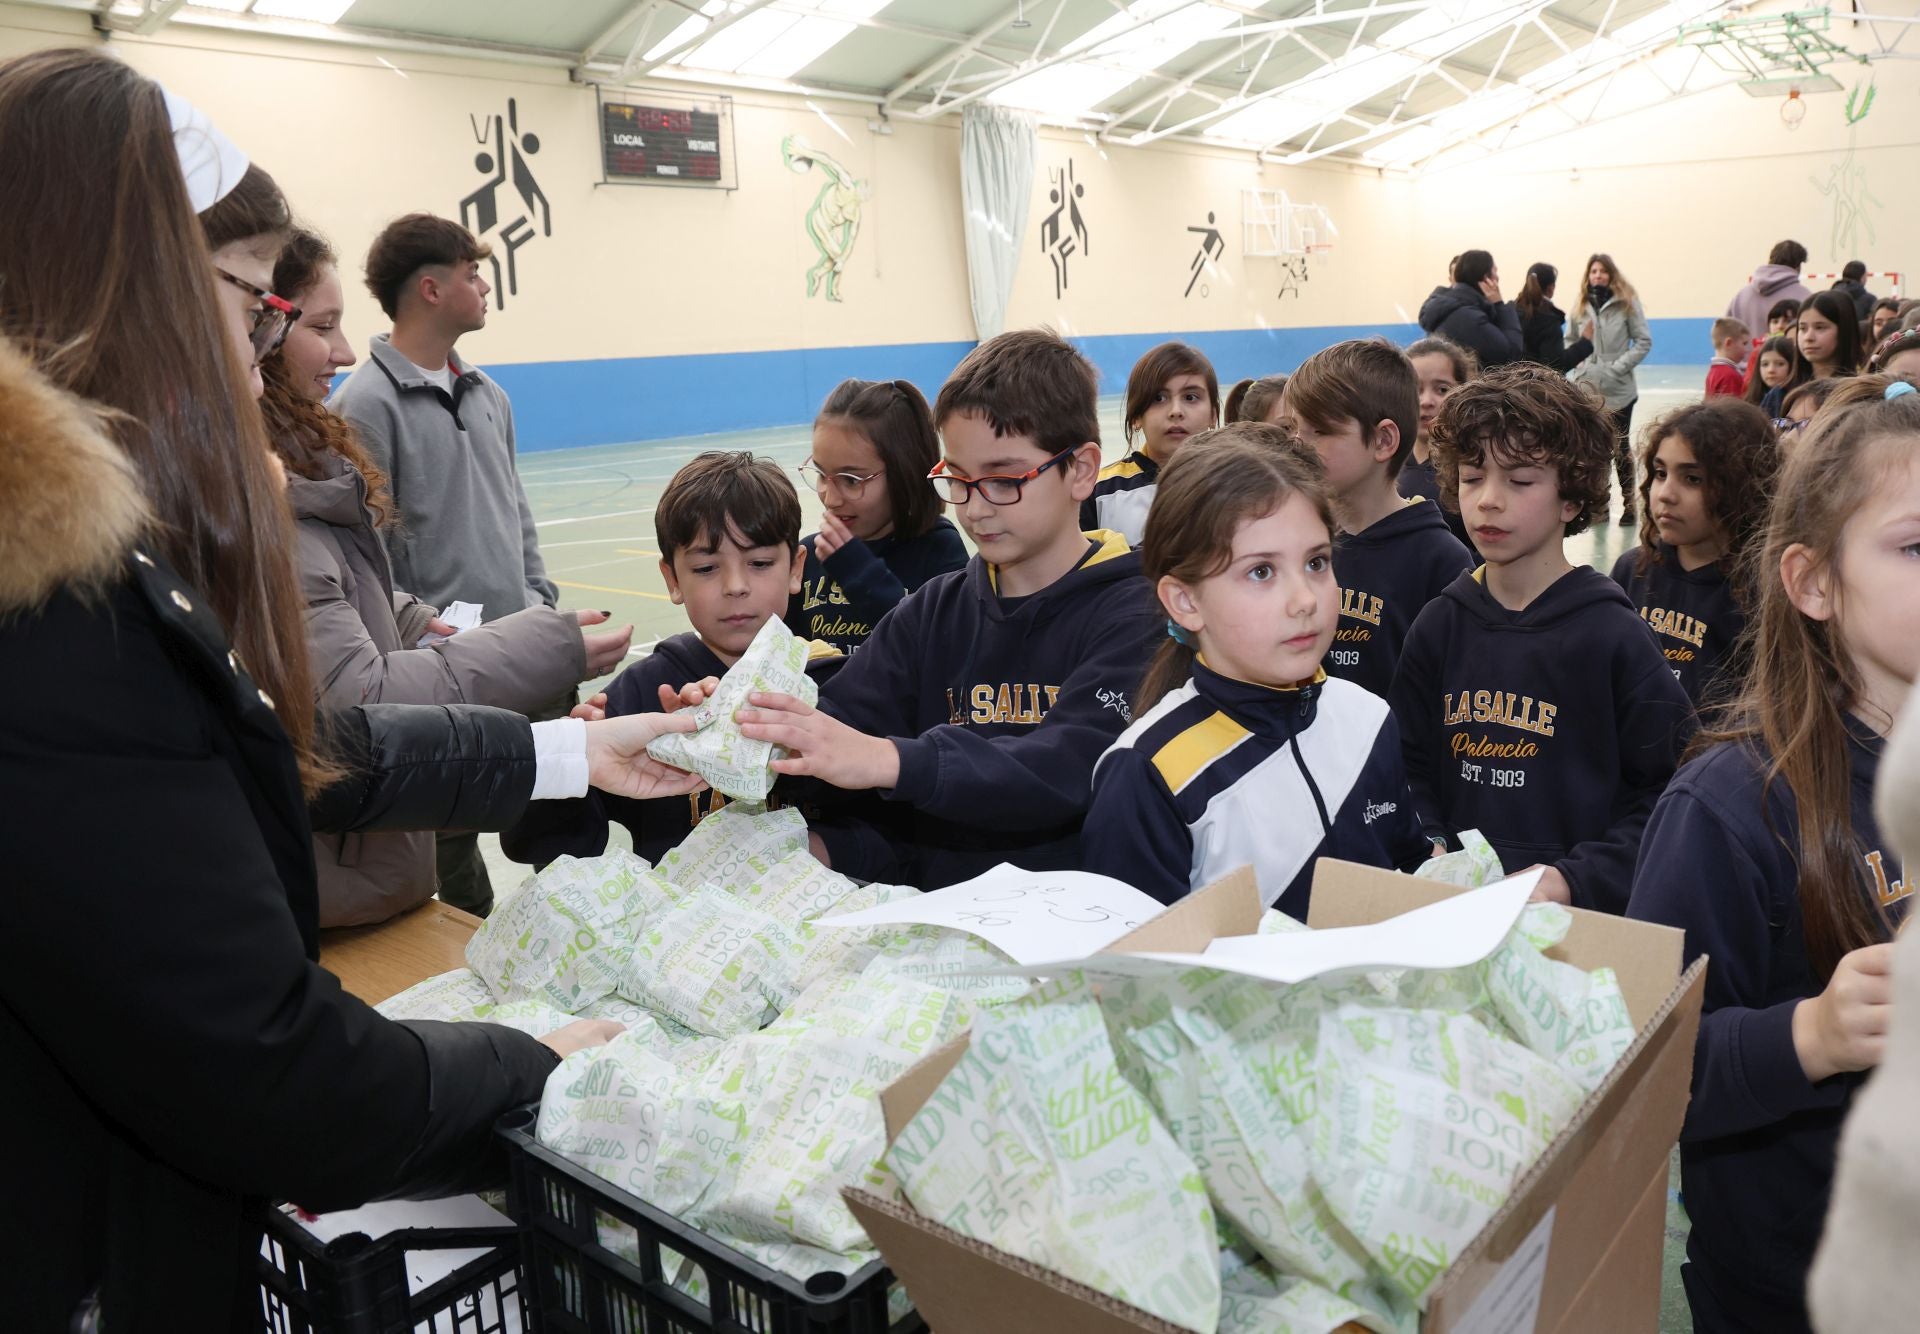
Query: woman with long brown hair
1567 252 1653 521
0 47 699 1330
264 227 623 926
1627 378 1920 1334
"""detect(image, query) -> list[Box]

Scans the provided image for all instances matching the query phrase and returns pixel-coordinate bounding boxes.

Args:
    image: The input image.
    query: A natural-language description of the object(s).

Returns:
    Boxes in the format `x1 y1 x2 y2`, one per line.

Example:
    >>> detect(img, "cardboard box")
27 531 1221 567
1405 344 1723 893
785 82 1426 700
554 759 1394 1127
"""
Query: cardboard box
317 899 483 1004
845 861 1706 1334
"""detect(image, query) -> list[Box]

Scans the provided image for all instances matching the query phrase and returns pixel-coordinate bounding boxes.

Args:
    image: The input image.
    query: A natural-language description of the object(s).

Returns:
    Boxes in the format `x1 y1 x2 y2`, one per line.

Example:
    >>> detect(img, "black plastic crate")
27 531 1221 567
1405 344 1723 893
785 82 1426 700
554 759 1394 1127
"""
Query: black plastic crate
498 1106 923 1334
258 1200 525 1334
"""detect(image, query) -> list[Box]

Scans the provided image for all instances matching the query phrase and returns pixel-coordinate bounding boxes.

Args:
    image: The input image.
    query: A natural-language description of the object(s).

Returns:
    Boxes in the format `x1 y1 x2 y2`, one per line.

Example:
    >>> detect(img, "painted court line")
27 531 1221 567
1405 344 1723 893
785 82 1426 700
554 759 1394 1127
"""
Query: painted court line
552 578 673 602
537 507 655 528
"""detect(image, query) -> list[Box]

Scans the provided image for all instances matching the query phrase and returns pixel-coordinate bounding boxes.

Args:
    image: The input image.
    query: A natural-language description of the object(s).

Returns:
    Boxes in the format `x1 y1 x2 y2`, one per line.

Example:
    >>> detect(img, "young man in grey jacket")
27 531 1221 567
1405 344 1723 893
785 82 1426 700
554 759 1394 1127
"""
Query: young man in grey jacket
332 213 578 914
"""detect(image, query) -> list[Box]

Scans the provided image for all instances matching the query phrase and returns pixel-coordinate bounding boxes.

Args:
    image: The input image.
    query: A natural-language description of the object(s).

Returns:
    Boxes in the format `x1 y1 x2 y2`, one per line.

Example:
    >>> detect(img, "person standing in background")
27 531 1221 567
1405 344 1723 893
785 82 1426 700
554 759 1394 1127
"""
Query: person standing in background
1568 253 1653 523
1417 249 1525 370
1514 262 1593 373
332 213 600 916
1728 240 1813 335
1832 260 1878 323
265 227 627 925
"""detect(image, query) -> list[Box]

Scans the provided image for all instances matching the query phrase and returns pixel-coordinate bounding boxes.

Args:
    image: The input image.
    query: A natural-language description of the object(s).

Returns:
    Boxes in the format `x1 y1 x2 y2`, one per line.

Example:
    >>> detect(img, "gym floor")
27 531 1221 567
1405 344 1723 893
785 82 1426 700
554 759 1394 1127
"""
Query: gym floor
483 365 1708 1332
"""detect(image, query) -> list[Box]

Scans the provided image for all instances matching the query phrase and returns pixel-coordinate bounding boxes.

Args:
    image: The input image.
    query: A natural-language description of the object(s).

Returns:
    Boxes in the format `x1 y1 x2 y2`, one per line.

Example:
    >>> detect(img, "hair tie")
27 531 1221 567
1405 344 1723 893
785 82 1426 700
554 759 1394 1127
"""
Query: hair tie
1166 620 1194 648
1887 380 1916 401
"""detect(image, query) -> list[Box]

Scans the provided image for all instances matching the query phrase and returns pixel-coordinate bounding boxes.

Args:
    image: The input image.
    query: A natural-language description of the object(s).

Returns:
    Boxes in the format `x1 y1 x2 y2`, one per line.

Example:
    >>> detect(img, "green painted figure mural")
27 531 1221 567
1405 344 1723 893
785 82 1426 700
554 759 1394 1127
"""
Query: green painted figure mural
782 133 869 303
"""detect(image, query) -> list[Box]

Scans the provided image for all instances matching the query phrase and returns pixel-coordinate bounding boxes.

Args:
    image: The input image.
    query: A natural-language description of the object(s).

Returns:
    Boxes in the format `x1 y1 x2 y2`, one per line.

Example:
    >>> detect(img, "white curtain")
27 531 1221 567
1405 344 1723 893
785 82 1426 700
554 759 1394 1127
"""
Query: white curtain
960 104 1037 342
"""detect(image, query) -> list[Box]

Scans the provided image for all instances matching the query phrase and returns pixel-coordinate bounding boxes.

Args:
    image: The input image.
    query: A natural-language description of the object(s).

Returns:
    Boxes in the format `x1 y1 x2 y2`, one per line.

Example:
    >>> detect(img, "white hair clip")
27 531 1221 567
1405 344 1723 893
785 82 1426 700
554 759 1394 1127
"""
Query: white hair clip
163 87 249 215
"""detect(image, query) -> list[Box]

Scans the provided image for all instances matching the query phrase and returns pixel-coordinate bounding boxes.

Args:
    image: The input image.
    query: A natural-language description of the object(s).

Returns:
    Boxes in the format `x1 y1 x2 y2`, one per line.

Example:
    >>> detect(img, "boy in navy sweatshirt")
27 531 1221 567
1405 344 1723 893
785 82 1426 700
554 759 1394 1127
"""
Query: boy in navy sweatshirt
1388 365 1692 912
732 328 1164 887
501 452 840 866
1281 339 1474 698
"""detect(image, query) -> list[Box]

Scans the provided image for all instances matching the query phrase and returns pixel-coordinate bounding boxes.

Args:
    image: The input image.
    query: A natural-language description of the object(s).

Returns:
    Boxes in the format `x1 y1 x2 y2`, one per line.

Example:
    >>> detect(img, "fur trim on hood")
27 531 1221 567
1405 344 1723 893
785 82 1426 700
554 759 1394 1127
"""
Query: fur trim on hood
0 337 149 615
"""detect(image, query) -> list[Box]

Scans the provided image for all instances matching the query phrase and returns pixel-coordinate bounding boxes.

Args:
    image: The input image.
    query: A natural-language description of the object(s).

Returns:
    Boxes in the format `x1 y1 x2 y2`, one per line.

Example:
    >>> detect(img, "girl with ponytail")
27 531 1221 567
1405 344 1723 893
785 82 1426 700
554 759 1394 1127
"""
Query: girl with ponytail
1080 423 1430 917
1627 377 1920 1334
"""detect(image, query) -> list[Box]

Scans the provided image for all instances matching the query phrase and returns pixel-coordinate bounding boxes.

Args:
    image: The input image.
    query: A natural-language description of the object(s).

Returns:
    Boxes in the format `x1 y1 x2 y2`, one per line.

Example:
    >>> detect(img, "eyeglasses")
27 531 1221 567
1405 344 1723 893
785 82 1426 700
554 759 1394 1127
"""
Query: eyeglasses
799 460 884 499
1771 417 1809 433
215 267 300 364
926 445 1079 506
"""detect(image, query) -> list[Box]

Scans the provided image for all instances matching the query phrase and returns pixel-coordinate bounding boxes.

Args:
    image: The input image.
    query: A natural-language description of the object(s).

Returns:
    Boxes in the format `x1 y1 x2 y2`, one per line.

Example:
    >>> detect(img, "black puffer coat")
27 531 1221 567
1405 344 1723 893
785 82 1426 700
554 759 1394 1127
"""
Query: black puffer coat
0 342 557 1333
1418 281 1526 369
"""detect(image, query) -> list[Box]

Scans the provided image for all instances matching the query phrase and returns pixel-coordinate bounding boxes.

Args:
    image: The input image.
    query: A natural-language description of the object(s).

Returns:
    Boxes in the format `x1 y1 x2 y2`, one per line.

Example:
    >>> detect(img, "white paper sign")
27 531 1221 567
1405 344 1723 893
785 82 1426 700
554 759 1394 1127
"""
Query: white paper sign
1453 1204 1555 1334
991 868 1542 985
418 600 484 646
811 863 1163 965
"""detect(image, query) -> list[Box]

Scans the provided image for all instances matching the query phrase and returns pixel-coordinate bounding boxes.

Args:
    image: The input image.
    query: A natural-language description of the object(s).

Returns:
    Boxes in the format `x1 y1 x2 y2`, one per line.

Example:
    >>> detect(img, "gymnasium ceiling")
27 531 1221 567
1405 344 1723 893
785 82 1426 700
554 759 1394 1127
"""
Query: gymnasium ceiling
36 1 1906 170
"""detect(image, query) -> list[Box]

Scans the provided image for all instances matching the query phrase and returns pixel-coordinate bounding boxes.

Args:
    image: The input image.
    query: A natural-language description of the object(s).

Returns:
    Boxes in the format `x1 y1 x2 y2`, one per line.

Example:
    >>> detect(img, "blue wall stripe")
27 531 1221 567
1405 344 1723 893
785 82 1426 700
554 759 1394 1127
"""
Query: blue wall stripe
471 315 1716 452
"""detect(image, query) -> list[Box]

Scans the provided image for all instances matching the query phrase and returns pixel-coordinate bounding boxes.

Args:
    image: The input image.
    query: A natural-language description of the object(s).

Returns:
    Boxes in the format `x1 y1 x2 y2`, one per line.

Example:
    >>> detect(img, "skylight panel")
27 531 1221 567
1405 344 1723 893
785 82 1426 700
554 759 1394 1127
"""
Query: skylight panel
988 0 1236 119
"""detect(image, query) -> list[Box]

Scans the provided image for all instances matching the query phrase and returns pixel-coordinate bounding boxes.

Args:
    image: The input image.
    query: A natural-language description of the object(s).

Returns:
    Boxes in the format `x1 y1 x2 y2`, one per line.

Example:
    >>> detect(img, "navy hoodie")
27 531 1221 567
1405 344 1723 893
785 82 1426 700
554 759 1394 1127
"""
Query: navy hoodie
785 518 969 654
500 630 843 866
809 530 1162 887
1609 545 1747 710
1627 725 1909 1330
1395 457 1470 544
1084 663 1429 919
1328 497 1473 698
1387 565 1693 912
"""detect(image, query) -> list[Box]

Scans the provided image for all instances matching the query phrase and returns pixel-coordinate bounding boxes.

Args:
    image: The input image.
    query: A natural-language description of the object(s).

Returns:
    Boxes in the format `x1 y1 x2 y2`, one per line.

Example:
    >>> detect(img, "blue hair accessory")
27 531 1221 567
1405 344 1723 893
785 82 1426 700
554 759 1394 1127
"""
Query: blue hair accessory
1166 620 1194 648
1886 380 1916 401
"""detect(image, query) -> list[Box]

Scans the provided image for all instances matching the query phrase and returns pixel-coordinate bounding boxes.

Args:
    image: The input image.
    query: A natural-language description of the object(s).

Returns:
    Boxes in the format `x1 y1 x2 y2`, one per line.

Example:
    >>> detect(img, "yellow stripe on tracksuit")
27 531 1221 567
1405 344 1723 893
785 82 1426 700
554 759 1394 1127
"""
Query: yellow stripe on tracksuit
1150 711 1250 794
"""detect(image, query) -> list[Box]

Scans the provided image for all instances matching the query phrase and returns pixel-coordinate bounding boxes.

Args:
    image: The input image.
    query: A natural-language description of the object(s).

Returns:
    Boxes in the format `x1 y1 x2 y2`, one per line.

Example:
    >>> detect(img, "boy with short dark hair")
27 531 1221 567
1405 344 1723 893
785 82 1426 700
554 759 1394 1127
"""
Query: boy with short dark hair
334 212 576 915
503 452 839 866
1706 318 1750 398
1282 339 1472 698
729 328 1164 887
1767 298 1801 337
1387 365 1692 913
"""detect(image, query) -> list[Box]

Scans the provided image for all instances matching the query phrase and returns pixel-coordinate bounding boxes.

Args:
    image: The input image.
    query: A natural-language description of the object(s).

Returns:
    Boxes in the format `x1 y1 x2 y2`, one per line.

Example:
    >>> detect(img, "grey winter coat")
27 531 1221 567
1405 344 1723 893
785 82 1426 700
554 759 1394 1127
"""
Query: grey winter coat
1567 294 1652 410
289 454 586 925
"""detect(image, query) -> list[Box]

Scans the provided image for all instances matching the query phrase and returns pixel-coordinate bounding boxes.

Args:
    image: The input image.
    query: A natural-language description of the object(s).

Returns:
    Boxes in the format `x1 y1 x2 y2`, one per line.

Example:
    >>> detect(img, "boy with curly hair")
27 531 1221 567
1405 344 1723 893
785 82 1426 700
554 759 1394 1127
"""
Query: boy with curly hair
1387 365 1692 912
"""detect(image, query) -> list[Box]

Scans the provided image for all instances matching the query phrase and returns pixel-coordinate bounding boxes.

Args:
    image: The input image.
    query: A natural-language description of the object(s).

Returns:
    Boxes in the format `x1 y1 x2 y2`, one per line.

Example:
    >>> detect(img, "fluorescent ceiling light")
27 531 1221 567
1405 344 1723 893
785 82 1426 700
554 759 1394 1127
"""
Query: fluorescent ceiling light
988 0 1236 119
251 0 356 19
185 0 253 12
647 0 889 78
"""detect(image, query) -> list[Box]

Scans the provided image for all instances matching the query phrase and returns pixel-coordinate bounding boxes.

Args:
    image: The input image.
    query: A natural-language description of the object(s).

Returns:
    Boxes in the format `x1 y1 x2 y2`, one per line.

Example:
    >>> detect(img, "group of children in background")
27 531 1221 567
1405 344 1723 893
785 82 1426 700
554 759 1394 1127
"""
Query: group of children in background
494 312 1914 1334
1707 285 1920 425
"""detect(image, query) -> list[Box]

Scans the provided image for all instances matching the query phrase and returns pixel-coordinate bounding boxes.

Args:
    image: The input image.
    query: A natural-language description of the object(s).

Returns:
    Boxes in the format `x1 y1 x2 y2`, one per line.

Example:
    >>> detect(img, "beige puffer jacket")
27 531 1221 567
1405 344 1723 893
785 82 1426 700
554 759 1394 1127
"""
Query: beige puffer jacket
289 453 585 925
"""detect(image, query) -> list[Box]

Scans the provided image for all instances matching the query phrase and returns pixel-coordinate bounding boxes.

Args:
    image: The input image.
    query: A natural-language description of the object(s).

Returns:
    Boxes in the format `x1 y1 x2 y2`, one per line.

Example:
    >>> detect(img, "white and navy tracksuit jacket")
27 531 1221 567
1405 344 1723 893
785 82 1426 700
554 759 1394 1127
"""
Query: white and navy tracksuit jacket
1078 451 1158 548
1082 660 1430 919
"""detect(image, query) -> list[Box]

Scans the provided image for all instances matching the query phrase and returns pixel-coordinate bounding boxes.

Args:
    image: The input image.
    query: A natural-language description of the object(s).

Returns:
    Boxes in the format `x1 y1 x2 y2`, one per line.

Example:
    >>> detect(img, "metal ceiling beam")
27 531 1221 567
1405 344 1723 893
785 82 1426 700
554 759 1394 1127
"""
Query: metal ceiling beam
882 3 1041 111
1239 0 1551 155
132 0 186 35
1114 0 1448 146
579 0 662 66
1098 28 1285 137
900 0 1217 121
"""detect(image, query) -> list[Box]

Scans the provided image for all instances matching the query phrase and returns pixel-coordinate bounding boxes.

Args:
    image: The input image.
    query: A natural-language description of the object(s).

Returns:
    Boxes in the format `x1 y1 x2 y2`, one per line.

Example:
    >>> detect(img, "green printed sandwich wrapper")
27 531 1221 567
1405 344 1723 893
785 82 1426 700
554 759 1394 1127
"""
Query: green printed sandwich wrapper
646 617 818 802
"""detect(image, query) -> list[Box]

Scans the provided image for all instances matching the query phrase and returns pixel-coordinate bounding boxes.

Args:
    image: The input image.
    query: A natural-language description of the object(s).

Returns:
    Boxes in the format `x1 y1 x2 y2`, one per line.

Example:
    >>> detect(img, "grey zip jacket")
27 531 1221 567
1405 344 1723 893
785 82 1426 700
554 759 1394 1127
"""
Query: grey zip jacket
330 333 558 620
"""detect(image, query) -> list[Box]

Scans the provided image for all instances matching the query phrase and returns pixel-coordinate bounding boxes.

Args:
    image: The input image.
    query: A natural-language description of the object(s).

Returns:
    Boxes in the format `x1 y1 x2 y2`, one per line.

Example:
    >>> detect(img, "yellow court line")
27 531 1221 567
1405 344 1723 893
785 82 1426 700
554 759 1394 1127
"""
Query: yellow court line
552 578 674 602
616 548 663 558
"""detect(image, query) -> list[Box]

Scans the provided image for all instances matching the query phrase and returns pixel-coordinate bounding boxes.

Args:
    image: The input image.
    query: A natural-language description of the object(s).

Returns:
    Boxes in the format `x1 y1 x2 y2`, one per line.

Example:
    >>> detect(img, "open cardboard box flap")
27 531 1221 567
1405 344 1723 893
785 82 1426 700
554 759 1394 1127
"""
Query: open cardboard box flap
854 860 1707 1333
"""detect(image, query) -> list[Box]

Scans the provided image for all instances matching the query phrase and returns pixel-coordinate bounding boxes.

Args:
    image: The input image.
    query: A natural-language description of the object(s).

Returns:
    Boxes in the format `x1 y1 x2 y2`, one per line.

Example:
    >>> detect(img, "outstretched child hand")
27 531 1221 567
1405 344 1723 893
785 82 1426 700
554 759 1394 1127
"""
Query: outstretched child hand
736 691 901 791
658 677 723 712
